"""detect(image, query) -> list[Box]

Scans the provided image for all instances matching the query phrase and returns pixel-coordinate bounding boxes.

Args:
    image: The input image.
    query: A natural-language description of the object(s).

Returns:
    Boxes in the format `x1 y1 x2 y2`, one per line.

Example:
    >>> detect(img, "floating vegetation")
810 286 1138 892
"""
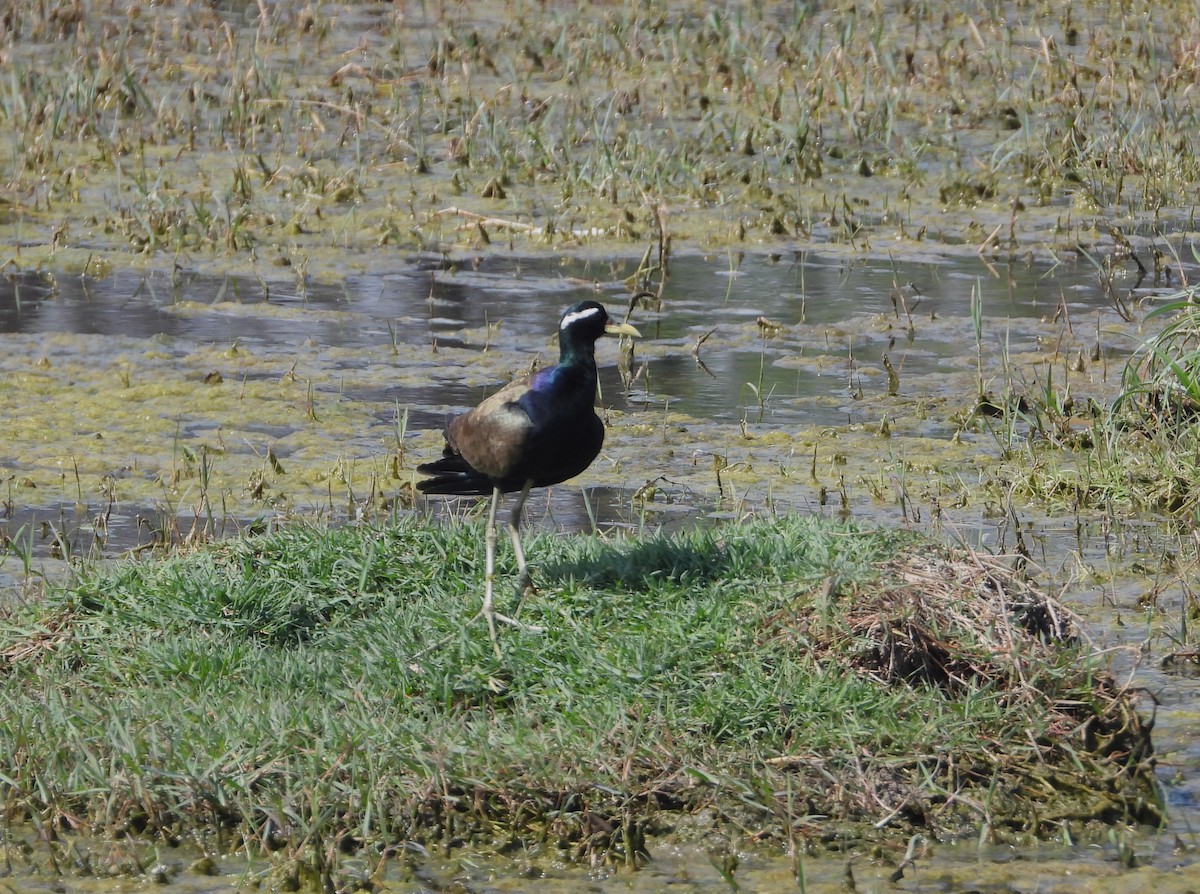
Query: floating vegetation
2 2 1200 271
985 283 1200 520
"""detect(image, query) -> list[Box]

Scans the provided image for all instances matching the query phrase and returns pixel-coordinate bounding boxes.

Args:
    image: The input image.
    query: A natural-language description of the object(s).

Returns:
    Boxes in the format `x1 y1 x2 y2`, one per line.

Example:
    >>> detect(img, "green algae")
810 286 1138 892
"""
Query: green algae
0 332 403 519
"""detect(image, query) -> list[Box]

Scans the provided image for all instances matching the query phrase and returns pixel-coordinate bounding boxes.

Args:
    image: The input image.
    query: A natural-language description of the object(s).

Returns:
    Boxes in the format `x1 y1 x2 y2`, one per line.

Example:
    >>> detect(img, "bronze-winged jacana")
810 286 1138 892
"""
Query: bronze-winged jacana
417 300 640 656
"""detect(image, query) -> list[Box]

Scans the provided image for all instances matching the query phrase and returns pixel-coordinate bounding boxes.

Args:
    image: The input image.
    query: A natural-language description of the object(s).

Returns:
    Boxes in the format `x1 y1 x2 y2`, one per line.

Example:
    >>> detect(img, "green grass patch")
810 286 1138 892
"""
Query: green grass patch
985 285 1200 521
0 515 1157 885
1118 286 1200 425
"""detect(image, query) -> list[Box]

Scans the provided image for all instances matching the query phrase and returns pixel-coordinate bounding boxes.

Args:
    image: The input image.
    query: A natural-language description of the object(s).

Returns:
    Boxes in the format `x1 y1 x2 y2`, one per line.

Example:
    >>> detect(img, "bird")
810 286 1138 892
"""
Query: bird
417 300 640 657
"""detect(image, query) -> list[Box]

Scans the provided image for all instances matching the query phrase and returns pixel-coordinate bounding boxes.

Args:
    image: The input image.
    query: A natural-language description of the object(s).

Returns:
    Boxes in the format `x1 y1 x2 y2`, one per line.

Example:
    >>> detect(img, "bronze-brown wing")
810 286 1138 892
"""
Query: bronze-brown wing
445 379 535 480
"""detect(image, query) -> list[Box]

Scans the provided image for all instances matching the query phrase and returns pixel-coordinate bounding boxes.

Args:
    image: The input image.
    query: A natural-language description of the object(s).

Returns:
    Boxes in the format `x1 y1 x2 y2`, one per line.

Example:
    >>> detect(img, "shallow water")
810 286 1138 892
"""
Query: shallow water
3 249 1200 890
0 249 1149 427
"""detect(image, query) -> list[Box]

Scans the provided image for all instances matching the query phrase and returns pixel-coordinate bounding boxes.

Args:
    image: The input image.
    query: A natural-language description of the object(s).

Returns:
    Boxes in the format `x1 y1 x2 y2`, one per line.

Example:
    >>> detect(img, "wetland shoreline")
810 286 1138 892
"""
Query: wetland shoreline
0 517 1164 891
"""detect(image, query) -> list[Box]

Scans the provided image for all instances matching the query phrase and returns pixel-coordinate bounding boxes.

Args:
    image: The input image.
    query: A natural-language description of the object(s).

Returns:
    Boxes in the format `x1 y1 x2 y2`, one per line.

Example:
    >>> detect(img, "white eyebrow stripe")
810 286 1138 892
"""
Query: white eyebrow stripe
560 306 603 329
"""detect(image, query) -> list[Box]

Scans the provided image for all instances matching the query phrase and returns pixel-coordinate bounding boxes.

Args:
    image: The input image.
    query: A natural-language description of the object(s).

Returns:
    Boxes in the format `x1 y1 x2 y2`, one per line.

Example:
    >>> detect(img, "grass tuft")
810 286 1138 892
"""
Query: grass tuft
995 286 1200 520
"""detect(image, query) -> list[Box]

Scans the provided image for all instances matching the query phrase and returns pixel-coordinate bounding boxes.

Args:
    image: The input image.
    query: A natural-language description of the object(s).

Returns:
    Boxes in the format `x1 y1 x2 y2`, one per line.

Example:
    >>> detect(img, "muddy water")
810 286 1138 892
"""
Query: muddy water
3 250 1200 891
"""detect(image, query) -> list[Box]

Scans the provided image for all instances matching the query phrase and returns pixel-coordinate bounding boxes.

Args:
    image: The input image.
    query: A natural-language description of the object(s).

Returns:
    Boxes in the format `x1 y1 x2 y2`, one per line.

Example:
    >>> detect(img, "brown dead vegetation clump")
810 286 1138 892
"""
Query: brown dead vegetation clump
783 546 1161 840
847 551 1076 690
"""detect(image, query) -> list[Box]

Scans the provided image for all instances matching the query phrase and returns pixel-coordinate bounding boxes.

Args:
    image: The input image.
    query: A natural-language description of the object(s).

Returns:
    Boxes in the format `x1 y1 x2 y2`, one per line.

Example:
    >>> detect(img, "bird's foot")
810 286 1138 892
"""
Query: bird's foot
476 605 545 659
492 611 546 634
507 568 538 618
480 605 503 661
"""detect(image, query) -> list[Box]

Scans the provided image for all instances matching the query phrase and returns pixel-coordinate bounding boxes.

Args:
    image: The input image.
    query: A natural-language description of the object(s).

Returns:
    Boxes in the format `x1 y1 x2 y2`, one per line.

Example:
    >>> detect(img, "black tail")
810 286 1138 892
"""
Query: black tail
416 455 493 496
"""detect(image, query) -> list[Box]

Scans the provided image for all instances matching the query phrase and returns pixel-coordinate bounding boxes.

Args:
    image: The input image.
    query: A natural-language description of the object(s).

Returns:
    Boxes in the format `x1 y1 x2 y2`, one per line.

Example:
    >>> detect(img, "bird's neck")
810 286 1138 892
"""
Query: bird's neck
529 348 596 397
556 336 597 373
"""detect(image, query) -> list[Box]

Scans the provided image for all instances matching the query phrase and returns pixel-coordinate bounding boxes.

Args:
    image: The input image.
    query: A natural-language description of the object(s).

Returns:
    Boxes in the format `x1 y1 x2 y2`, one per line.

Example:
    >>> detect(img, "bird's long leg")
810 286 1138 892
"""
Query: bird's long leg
508 480 534 595
494 480 545 633
479 483 543 651
481 484 503 660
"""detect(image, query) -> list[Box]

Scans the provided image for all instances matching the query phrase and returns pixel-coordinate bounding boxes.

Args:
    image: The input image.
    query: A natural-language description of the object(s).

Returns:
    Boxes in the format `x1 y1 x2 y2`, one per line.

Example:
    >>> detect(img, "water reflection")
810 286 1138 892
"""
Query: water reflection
0 250 1154 428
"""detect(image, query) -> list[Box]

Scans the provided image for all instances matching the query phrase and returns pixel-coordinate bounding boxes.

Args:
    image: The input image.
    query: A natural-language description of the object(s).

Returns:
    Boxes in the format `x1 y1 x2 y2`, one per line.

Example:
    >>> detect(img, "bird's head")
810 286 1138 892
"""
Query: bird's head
559 301 641 353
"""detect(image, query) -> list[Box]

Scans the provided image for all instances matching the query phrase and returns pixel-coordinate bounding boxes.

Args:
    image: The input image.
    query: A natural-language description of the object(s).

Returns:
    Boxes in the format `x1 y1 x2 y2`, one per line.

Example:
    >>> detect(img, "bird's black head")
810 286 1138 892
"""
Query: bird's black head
556 301 641 363
558 300 611 342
